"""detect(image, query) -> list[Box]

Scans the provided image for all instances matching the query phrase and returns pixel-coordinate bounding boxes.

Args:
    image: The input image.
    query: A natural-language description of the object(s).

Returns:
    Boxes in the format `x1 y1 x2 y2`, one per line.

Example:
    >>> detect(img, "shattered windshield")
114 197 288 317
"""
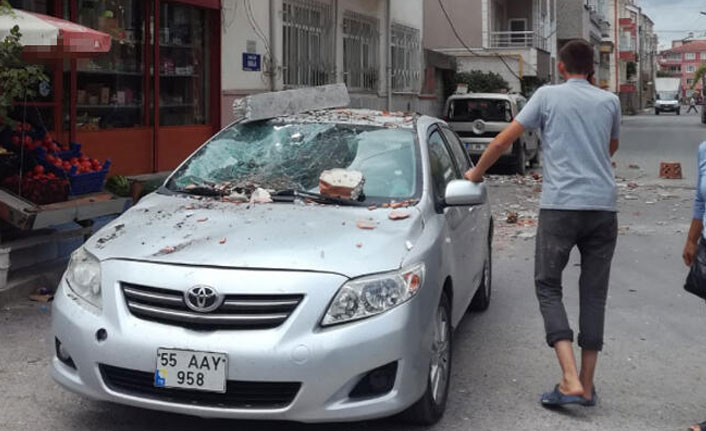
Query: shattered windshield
166 120 419 201
657 92 678 101
448 99 513 122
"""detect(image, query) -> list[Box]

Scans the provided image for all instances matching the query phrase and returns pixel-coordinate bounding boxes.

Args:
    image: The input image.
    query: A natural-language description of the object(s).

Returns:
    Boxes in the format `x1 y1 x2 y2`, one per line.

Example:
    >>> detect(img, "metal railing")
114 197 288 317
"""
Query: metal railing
488 31 547 51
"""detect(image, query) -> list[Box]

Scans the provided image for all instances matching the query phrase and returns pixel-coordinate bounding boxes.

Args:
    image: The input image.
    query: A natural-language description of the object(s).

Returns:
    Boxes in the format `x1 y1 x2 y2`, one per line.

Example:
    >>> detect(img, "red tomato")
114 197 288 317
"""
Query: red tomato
47 173 56 179
43 135 52 145
23 136 32 146
50 144 60 153
70 157 78 165
11 136 20 146
33 165 44 175
23 123 31 131
79 156 89 163
62 162 71 170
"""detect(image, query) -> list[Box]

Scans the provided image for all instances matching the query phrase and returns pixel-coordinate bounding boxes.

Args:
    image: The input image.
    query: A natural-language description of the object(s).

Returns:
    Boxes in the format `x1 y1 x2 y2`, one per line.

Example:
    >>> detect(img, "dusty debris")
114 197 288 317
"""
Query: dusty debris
356 242 363 248
405 241 414 250
517 218 537 227
627 182 639 190
356 220 377 230
506 211 519 224
319 169 365 200
628 163 641 170
197 217 209 223
368 205 377 211
219 238 227 244
389 211 411 221
624 195 638 201
250 188 273 204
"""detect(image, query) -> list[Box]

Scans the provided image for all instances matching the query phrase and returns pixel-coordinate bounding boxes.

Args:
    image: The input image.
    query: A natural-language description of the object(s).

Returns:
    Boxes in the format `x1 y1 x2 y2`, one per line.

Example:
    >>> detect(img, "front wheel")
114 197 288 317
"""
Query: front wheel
677 109 681 116
655 110 660 115
403 293 452 425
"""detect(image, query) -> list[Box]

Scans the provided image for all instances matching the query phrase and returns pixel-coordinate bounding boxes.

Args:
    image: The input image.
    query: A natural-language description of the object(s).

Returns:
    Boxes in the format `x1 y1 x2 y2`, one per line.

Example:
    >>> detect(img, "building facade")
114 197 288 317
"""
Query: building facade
658 40 706 97
424 0 557 93
557 0 604 74
220 0 442 125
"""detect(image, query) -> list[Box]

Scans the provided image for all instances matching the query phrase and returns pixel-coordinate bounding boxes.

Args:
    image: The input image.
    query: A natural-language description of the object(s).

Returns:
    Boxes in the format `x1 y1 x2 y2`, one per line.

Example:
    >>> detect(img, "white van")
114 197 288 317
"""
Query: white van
444 93 539 175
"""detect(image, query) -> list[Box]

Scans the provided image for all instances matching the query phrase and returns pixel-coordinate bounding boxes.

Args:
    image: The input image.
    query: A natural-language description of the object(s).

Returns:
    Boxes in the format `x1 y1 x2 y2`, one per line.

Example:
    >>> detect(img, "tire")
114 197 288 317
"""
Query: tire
470 226 493 312
403 292 452 426
529 142 540 166
677 109 681 116
515 144 527 176
655 110 660 115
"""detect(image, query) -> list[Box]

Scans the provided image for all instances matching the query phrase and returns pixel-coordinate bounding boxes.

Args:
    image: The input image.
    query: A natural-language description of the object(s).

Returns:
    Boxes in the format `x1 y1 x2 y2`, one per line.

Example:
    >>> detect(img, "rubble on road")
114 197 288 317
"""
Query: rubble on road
388 211 410 221
250 188 273 204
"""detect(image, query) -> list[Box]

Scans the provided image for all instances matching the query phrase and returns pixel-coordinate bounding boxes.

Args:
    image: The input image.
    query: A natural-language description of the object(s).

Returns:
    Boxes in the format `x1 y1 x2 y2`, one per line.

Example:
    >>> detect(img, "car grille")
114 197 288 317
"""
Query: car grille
121 283 304 330
100 364 301 409
456 130 499 139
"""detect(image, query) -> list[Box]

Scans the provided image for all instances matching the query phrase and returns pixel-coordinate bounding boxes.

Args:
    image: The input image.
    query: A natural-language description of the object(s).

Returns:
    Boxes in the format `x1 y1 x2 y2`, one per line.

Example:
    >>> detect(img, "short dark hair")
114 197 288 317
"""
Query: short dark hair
559 40 594 75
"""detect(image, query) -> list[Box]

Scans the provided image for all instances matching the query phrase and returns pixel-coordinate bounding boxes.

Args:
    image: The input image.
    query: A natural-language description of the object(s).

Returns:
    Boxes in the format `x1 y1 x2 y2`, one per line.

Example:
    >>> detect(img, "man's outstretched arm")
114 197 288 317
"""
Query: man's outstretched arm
464 120 526 183
610 139 619 157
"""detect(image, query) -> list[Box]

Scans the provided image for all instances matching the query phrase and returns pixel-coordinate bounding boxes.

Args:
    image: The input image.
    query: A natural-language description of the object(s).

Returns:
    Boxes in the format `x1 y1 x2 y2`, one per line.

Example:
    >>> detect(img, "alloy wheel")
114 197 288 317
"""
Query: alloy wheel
430 303 450 404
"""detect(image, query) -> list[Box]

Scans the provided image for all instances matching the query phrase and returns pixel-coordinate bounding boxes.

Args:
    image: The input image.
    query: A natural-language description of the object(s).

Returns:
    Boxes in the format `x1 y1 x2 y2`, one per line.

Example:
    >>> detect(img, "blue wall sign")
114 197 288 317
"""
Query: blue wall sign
242 53 261 71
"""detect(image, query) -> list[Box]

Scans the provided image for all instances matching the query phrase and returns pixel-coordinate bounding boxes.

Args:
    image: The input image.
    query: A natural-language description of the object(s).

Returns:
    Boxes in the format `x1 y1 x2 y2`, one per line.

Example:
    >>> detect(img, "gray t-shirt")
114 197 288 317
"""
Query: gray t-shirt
516 78 621 212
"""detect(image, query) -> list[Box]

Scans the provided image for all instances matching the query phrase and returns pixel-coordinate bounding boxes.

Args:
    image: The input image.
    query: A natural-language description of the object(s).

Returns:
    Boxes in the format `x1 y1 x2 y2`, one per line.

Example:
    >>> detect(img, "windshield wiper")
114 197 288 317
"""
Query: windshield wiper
273 189 367 206
171 186 225 197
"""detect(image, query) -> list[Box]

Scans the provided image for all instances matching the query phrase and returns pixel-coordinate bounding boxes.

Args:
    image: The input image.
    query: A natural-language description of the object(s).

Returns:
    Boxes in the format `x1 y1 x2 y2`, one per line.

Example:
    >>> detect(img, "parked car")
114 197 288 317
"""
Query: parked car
444 93 539 175
51 109 493 425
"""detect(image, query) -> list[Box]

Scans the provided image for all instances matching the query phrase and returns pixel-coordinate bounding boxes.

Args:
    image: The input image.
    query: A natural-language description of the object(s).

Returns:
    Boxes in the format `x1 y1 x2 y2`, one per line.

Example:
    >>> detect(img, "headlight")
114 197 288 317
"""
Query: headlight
322 263 425 326
65 247 102 309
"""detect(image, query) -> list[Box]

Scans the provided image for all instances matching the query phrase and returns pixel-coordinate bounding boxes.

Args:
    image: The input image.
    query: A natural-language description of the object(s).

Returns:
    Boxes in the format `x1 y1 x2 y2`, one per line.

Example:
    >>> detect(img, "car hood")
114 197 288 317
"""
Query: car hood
85 193 425 279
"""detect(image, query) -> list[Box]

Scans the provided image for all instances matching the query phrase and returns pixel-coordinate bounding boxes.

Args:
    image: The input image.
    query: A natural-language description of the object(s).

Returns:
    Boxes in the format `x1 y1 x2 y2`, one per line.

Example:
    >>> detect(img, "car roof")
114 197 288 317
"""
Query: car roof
266 108 427 129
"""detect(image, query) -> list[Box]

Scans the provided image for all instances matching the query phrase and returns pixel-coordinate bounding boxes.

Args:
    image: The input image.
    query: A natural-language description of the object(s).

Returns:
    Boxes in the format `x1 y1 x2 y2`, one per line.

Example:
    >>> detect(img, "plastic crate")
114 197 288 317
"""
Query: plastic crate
2 175 69 205
35 142 81 161
38 157 111 196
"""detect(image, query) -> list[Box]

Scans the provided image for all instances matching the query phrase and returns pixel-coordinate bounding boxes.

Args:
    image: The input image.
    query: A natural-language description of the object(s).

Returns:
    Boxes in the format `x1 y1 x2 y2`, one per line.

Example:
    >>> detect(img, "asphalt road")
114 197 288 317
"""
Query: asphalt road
1 112 706 431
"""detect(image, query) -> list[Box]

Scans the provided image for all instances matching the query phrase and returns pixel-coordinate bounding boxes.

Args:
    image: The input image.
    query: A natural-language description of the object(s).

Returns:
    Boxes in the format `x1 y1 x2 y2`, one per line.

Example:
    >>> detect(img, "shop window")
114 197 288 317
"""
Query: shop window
342 12 379 92
74 0 146 130
391 23 420 93
158 2 210 126
685 52 696 61
282 0 334 87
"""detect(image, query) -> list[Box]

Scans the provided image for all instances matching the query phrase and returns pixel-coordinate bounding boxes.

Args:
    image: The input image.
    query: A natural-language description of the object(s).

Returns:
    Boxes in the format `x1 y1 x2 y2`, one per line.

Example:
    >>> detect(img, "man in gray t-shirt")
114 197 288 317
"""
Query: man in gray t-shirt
465 39 620 408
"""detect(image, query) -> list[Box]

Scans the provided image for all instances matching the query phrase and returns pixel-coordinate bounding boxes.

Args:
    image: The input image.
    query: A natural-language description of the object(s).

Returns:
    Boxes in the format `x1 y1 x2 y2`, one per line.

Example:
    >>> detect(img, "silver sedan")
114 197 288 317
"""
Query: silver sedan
51 109 493 424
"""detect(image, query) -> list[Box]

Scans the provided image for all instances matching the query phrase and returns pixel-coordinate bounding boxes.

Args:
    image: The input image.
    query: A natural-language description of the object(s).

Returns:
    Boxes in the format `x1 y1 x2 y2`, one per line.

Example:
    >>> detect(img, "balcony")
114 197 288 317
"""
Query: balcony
488 31 548 51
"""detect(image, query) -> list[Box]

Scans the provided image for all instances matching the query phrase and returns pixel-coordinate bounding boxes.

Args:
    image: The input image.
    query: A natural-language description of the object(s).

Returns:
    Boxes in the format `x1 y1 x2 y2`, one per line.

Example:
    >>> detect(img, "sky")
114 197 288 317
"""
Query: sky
640 0 706 50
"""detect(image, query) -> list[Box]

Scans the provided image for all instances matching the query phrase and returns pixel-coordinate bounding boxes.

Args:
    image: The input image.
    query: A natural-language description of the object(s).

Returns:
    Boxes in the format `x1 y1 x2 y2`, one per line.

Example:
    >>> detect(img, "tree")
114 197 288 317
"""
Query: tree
0 1 49 129
691 64 706 90
455 70 510 94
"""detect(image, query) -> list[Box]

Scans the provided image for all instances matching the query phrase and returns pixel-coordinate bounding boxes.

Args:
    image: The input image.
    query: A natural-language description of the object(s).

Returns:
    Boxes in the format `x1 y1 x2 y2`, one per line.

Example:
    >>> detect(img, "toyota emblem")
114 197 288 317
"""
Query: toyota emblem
472 119 486 135
184 285 223 313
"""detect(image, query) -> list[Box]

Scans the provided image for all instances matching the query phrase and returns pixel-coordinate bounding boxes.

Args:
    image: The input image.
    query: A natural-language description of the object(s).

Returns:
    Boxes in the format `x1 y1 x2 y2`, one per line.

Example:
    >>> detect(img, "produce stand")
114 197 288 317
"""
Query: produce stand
0 189 130 291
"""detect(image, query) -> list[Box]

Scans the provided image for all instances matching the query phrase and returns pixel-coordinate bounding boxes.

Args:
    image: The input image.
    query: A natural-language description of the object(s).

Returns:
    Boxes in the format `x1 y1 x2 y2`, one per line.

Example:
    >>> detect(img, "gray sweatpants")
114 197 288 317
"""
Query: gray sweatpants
535 209 618 351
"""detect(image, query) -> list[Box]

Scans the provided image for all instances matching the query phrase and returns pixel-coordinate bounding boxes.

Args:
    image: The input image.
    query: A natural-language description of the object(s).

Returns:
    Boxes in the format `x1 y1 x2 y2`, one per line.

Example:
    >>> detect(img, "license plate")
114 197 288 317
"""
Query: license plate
472 144 486 151
154 348 228 393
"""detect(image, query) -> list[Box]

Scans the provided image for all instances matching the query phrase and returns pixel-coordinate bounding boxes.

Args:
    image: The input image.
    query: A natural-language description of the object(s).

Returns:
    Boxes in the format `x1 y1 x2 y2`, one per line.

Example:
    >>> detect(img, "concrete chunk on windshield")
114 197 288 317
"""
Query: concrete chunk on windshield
319 169 365 200
233 84 350 122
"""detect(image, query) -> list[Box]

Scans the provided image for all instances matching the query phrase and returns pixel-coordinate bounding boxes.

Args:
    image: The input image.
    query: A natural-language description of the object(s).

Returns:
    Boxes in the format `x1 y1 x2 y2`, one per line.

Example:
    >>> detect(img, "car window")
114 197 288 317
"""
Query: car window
441 127 472 171
428 129 460 199
448 98 513 122
167 121 419 202
517 98 526 112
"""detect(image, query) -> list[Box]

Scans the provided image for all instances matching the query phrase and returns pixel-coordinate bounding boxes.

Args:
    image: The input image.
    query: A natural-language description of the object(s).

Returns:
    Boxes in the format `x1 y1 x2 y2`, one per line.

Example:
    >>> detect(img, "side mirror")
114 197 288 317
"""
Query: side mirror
444 179 487 207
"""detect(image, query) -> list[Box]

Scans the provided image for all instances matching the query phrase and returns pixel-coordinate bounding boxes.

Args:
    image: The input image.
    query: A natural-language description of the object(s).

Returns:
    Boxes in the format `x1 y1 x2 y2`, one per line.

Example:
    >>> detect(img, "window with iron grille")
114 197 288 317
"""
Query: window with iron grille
391 23 421 93
282 0 334 87
343 12 380 92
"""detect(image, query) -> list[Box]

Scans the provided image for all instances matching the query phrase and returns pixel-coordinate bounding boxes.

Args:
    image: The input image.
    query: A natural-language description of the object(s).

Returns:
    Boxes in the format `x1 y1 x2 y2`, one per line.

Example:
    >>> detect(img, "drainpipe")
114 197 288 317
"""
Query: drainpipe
386 0 392 111
334 0 339 83
270 0 276 91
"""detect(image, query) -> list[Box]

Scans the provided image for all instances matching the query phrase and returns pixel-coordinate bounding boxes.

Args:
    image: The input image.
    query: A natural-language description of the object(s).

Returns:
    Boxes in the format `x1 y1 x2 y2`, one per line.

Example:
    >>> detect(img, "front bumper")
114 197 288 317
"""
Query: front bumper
656 104 679 112
51 260 435 422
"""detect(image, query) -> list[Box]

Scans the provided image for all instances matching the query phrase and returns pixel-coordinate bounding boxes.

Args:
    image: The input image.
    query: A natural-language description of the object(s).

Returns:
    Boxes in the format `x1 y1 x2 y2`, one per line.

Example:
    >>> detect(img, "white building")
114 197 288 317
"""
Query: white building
220 0 439 125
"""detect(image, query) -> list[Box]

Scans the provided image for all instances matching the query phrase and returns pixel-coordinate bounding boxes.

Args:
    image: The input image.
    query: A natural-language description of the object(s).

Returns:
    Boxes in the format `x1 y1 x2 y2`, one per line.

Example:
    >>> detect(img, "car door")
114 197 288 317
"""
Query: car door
516 97 538 154
440 125 488 292
427 126 476 315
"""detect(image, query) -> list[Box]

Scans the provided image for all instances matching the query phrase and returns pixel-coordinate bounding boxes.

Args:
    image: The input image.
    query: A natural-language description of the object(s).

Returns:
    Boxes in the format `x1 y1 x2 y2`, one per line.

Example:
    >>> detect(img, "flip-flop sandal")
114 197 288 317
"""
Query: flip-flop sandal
580 387 598 407
540 385 585 406
688 421 706 431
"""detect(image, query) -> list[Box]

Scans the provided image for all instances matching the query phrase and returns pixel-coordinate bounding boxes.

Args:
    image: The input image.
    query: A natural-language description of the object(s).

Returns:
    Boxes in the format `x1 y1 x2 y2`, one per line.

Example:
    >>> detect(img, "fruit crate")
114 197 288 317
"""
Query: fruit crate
2 175 69 205
37 157 111 196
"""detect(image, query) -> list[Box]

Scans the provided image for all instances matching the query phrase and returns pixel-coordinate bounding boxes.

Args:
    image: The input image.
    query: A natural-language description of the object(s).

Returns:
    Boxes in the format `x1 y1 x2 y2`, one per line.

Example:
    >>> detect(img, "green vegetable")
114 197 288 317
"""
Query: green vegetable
105 175 130 197
103 10 114 18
